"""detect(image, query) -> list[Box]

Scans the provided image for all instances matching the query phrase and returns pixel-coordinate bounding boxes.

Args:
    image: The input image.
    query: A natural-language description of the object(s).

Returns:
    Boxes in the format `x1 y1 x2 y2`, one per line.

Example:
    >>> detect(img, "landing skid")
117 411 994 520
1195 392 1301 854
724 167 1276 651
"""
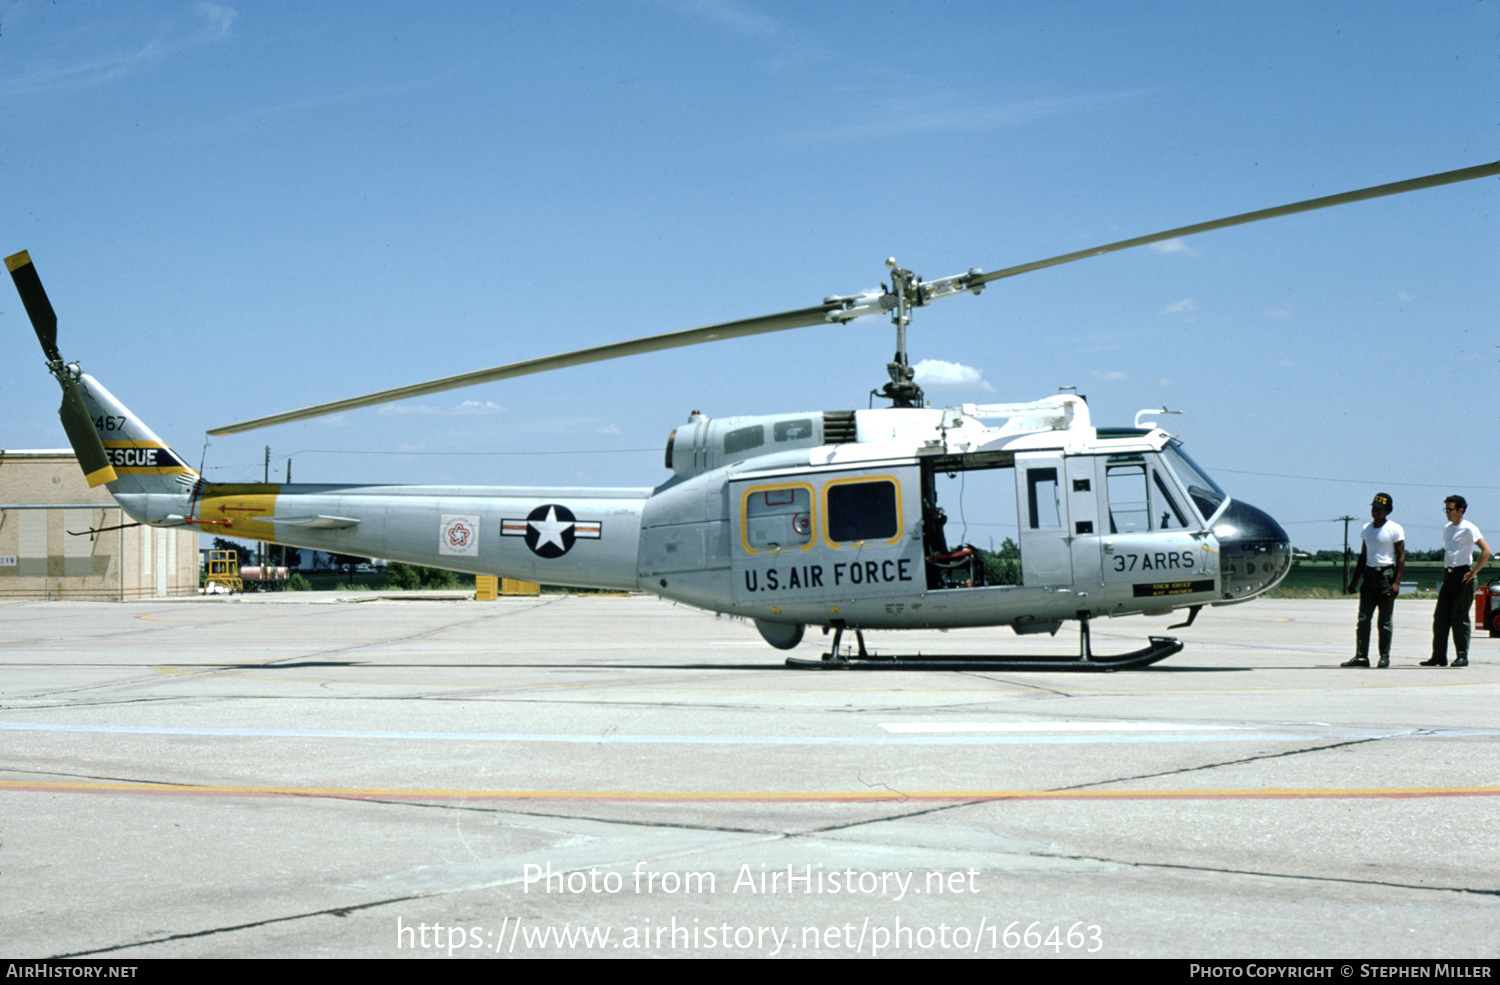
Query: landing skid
785 617 1183 672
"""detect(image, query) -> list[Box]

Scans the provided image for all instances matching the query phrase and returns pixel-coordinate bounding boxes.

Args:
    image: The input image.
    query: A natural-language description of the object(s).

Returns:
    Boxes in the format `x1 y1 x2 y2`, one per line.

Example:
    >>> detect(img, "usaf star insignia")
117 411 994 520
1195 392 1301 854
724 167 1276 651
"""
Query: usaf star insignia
502 504 601 558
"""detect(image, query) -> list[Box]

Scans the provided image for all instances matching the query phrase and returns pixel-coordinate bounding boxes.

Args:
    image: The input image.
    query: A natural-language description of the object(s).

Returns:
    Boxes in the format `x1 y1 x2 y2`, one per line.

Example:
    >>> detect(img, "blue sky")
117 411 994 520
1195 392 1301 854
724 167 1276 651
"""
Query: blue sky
3 0 1496 551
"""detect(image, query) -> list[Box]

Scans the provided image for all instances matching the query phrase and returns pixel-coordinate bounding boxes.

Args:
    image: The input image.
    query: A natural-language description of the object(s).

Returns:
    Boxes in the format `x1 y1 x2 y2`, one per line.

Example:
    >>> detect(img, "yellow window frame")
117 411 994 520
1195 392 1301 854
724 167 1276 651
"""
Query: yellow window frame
820 474 904 549
739 481 817 556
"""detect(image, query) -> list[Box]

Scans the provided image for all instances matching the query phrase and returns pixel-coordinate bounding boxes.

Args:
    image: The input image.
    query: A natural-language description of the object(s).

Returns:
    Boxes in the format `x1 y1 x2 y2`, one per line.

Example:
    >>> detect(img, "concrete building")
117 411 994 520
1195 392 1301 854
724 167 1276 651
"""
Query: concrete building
0 450 197 600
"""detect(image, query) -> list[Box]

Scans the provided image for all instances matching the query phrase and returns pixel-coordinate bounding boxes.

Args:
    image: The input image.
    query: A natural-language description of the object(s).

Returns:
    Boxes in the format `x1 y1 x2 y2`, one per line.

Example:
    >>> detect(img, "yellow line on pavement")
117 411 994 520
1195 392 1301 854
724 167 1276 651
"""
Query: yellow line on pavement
3 780 1498 803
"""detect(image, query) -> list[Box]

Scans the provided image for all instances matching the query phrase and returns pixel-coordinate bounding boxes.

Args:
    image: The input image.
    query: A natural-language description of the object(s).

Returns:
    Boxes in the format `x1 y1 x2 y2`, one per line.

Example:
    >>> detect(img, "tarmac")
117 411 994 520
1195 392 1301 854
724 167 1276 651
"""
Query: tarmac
2 591 1496 959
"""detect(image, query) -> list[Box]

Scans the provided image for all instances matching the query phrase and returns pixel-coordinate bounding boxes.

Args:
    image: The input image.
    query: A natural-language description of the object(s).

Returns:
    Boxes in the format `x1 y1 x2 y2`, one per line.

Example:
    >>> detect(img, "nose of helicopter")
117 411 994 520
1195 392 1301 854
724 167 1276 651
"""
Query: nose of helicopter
1213 499 1292 601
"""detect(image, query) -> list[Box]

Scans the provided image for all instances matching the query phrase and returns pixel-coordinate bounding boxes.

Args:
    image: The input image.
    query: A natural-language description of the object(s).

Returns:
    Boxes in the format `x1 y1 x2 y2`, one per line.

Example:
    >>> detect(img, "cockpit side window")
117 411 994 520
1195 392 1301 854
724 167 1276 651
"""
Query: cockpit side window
1162 440 1227 520
1106 462 1150 534
1153 469 1189 529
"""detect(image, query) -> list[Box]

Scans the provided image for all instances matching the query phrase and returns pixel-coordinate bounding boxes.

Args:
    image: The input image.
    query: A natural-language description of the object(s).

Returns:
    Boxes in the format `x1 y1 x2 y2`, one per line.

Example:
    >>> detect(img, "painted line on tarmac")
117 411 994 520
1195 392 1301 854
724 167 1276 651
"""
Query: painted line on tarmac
0 720 1464 746
1 778 1498 803
880 722 1246 733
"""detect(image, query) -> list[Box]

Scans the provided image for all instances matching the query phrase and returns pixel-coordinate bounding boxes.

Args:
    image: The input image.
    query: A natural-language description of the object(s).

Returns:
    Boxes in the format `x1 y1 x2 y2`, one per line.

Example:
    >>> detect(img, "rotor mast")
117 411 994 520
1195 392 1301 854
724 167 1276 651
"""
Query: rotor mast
872 258 986 408
881 259 921 408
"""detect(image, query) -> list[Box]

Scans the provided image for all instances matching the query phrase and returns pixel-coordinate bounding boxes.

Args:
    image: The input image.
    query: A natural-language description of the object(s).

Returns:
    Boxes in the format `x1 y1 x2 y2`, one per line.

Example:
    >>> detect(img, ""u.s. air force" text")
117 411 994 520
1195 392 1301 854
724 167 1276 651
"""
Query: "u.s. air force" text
744 558 913 592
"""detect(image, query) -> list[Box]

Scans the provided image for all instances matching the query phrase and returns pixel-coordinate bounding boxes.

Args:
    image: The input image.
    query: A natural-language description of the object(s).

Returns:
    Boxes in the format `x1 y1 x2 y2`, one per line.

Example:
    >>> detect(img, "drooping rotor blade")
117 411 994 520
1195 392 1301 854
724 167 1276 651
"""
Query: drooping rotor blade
209 302 839 435
58 375 119 487
211 158 1500 434
967 159 1500 288
6 250 62 362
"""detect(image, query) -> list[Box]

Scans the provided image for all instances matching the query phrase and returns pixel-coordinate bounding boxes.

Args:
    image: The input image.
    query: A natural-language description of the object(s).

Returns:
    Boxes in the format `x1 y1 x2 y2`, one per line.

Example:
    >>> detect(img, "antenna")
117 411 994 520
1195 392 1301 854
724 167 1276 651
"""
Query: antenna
1135 405 1184 429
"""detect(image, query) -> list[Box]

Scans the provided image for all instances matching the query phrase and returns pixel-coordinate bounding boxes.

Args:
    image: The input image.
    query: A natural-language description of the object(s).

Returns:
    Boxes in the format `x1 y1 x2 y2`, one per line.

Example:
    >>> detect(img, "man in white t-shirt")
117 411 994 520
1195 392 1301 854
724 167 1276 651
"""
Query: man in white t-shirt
1422 495 1491 668
1343 492 1405 668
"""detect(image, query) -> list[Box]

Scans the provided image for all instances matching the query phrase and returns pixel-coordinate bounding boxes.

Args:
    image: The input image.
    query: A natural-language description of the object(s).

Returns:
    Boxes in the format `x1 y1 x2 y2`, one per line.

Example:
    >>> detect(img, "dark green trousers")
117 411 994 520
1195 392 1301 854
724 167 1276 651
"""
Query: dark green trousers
1356 567 1396 660
1431 567 1472 662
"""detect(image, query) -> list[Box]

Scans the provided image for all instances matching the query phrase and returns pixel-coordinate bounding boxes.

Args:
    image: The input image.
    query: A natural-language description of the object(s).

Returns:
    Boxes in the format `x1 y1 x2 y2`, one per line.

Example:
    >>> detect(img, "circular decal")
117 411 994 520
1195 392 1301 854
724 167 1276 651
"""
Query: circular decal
444 519 475 551
525 504 577 558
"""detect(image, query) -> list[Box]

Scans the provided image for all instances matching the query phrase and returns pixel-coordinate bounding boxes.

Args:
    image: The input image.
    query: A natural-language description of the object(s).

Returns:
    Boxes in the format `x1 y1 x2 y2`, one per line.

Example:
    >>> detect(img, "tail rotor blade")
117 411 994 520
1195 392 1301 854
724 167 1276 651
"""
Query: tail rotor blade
5 251 62 363
4 251 117 486
58 376 118 488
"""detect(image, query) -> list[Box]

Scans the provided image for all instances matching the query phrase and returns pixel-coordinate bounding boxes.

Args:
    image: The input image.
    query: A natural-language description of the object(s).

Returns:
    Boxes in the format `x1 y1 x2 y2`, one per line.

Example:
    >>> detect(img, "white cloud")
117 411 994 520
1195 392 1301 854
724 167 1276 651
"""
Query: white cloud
1264 306 1293 319
1092 370 1126 382
378 404 442 416
912 359 994 391
1397 290 1415 303
804 90 1149 142
1159 299 1196 315
455 401 507 415
667 0 778 35
1149 238 1198 256
1157 377 1173 387
195 3 238 40
379 400 507 416
5 4 237 96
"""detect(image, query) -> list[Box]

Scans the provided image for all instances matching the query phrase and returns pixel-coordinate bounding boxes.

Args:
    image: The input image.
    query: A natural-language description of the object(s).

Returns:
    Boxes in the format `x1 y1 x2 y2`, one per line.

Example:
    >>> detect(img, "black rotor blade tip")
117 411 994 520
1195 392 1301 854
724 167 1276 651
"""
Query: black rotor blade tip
6 251 61 362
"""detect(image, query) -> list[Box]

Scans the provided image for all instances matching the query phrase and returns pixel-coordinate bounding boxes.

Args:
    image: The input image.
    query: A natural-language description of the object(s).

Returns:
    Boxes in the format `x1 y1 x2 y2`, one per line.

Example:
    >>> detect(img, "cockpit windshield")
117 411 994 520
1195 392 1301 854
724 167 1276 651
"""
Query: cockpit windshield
1162 440 1227 521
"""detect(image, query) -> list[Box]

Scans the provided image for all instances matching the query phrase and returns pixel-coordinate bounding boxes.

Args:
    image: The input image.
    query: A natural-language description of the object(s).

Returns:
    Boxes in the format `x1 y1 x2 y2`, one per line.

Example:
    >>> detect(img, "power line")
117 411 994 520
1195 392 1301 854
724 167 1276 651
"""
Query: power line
204 447 659 470
1207 467 1498 491
287 447 660 457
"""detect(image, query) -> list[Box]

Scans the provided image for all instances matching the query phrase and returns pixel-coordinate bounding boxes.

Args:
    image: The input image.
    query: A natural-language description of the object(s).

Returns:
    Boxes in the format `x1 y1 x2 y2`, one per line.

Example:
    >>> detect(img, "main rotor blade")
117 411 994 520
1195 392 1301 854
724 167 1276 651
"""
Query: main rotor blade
6 251 61 363
969 159 1500 288
211 159 1499 435
209 302 839 435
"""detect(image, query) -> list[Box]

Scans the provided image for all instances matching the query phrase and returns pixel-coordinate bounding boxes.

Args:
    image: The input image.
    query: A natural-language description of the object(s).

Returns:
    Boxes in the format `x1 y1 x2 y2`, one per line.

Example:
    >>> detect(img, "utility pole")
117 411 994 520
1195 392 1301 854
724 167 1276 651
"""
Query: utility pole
1337 515 1357 589
261 445 270 570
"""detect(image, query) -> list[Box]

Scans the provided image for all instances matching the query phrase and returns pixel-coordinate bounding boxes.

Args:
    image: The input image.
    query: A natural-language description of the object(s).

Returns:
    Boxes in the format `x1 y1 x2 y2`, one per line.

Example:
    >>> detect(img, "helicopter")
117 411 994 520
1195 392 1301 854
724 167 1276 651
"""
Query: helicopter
9 159 1498 670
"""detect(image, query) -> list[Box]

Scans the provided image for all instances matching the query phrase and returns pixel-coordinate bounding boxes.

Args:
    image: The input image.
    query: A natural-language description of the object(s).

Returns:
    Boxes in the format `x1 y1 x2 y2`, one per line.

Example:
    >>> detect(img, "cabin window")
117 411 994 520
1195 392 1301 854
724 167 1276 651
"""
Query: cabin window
1106 463 1150 534
826 480 899 544
1026 468 1061 530
773 419 813 442
744 485 813 552
724 424 765 456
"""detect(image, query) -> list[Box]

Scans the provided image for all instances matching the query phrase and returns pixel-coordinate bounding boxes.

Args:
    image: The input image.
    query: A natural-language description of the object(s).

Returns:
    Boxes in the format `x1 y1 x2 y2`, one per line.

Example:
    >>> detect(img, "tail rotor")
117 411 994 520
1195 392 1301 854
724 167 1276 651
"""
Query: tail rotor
6 251 118 487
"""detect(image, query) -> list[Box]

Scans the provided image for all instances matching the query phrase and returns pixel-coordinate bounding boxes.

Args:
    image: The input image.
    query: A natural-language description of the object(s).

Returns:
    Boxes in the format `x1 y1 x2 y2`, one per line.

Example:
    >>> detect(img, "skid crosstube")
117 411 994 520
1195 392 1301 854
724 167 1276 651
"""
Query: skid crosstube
785 634 1184 672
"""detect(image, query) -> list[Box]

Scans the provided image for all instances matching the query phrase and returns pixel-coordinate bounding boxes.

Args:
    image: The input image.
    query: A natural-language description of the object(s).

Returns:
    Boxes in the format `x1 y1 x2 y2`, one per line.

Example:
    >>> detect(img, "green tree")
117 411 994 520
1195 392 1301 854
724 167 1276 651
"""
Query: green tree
980 538 1021 586
383 562 459 590
327 553 369 587
210 537 254 563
